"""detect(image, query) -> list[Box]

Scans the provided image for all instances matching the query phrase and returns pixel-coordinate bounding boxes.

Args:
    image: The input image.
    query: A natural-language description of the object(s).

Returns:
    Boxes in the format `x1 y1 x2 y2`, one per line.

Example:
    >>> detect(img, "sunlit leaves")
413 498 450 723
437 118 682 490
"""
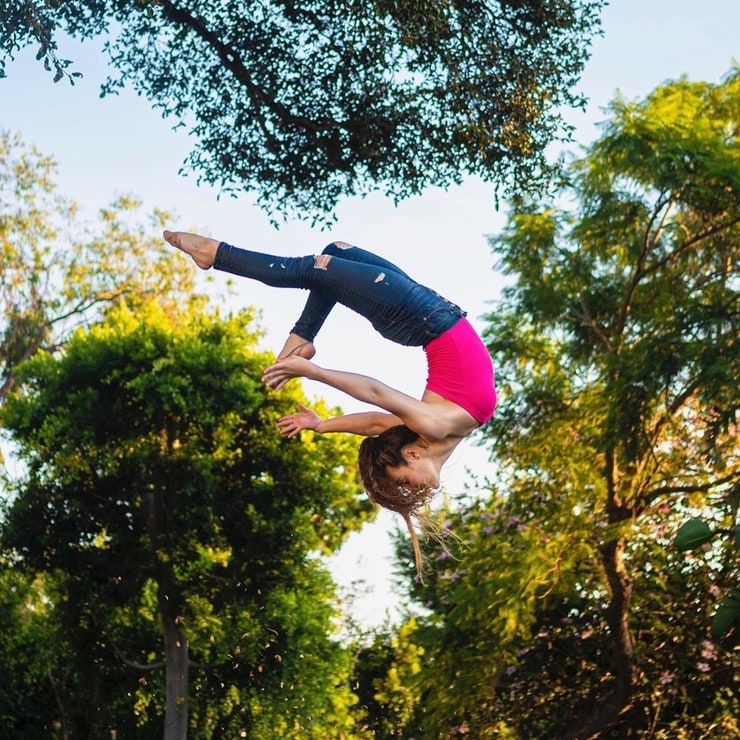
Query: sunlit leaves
385 71 740 737
356 618 425 735
0 130 200 405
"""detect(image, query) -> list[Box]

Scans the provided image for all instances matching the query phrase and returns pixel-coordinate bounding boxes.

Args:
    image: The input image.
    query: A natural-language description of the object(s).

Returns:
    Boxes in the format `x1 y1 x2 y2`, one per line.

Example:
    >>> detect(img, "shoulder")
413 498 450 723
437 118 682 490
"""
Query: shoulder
416 390 480 440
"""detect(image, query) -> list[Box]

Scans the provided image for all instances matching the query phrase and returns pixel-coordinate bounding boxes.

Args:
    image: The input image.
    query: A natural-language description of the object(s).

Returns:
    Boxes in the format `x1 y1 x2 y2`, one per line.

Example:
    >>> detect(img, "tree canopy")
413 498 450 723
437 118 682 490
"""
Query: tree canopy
0 301 371 737
0 129 199 405
1 0 605 220
369 68 739 738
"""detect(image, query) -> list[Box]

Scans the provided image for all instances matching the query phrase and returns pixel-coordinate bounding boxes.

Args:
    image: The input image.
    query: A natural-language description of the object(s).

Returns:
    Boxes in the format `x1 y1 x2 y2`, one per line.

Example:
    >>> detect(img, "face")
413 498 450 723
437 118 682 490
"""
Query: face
386 455 440 491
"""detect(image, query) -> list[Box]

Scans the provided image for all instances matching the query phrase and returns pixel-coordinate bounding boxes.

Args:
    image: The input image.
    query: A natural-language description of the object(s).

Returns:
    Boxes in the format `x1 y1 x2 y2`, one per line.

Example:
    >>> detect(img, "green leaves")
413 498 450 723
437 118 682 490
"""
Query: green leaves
674 517 740 638
1 299 370 734
712 588 740 638
674 517 714 551
404 70 740 737
0 1 606 220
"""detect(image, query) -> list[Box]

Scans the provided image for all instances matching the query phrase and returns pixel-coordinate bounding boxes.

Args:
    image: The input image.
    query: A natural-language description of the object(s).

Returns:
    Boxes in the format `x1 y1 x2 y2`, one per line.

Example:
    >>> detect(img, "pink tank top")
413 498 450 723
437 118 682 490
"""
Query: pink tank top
424 318 496 425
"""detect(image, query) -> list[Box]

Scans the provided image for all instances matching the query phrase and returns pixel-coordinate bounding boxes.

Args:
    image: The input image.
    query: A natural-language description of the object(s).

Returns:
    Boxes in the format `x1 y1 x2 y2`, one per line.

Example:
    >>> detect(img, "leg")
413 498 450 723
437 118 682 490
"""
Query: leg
321 241 413 279
288 241 414 347
281 245 460 347
165 231 461 347
165 230 319 358
276 332 316 360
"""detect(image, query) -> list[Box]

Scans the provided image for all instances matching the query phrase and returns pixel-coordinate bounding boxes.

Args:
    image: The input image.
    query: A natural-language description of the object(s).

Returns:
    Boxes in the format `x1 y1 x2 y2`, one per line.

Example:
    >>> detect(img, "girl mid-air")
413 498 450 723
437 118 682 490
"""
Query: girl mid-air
164 230 496 572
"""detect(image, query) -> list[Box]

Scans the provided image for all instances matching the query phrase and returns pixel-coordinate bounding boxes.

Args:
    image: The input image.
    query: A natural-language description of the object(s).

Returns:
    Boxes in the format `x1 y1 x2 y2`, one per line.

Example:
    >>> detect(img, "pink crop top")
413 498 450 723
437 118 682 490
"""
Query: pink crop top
424 318 496 425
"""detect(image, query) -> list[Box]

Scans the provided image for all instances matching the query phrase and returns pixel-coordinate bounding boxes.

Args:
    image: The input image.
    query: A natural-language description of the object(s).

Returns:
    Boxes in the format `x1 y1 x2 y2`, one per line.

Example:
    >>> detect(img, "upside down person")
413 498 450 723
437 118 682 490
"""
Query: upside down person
164 230 496 573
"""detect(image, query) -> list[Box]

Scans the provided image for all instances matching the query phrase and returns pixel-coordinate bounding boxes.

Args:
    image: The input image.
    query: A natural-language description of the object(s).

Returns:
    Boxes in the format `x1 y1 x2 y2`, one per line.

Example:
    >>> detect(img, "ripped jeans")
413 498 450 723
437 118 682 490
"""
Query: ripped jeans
214 241 466 346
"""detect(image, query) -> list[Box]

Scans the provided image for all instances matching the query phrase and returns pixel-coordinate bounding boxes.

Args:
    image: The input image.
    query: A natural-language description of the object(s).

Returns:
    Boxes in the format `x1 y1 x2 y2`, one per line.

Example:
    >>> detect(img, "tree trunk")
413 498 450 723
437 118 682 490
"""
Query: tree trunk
157 560 190 740
568 535 636 739
142 490 190 739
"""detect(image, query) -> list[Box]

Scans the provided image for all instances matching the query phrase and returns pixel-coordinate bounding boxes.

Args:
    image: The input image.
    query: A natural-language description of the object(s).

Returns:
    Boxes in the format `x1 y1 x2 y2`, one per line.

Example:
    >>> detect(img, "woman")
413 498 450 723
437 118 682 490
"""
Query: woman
163 230 496 573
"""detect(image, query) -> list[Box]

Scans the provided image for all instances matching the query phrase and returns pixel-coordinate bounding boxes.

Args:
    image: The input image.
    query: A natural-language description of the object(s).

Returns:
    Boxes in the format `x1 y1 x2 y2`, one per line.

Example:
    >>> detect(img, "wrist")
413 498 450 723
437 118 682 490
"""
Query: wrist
306 363 325 382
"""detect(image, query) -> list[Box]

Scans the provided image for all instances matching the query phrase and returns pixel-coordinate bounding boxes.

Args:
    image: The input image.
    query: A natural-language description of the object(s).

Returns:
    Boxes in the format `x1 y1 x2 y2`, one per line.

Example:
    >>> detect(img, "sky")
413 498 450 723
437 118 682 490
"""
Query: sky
1 1 737 629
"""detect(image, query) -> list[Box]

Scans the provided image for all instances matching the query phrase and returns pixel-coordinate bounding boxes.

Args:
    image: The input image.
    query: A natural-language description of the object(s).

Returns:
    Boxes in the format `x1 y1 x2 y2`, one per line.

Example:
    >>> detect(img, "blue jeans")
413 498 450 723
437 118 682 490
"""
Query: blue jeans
214 241 466 346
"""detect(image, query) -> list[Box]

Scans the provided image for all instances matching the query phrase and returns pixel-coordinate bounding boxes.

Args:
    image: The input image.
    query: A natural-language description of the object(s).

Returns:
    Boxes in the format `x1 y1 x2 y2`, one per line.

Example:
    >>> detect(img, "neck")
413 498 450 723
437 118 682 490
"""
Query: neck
427 436 463 468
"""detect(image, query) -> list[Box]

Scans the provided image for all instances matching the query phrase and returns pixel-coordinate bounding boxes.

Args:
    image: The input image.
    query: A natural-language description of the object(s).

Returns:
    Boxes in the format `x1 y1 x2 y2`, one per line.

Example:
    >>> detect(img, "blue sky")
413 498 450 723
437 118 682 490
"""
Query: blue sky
1 1 737 627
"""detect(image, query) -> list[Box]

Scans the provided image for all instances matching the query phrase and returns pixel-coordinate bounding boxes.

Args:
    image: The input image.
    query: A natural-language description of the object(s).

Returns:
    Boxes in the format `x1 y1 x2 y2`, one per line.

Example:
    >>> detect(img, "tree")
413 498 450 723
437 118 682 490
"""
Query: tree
1 301 372 737
0 129 198 405
0 565 76 738
0 1 606 220
351 618 426 738
675 513 740 639
384 68 739 737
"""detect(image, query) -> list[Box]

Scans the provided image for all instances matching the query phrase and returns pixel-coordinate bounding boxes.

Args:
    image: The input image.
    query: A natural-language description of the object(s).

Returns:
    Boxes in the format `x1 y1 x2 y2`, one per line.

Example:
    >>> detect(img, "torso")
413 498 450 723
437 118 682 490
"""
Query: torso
423 318 497 428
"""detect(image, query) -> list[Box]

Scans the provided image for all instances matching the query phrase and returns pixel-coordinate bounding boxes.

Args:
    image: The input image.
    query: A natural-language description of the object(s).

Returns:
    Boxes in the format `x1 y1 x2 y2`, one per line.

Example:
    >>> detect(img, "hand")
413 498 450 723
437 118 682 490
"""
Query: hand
262 355 316 390
276 403 321 438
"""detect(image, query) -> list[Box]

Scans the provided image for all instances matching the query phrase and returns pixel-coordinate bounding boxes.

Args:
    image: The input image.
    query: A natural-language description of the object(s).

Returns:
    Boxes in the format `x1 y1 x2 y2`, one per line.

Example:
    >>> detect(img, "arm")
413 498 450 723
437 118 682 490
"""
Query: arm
276 403 402 438
262 356 446 440
317 411 402 435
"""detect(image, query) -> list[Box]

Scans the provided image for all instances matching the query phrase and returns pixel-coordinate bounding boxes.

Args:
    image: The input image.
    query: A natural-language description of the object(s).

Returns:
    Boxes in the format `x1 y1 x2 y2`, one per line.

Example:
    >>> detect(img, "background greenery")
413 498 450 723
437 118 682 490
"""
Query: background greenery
0 3 737 738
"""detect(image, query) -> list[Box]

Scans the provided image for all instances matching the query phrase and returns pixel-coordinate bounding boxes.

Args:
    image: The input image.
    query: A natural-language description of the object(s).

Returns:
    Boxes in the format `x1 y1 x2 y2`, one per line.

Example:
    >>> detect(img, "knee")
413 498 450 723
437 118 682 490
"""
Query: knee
313 253 331 270
321 240 353 256
315 240 353 268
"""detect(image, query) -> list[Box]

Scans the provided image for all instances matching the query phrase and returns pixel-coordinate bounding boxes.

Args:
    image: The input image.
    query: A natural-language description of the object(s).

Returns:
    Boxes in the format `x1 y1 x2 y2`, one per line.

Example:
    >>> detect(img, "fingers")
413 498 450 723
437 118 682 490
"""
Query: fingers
277 423 300 439
261 365 279 387
275 404 319 439
262 370 287 390
261 356 312 389
276 405 309 423
276 415 303 439
275 419 295 438
261 359 295 389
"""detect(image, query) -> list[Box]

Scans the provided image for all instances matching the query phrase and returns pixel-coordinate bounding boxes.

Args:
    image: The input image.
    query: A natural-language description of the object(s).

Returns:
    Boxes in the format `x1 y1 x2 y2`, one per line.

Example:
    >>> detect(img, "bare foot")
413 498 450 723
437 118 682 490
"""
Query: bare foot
163 230 219 270
277 333 316 361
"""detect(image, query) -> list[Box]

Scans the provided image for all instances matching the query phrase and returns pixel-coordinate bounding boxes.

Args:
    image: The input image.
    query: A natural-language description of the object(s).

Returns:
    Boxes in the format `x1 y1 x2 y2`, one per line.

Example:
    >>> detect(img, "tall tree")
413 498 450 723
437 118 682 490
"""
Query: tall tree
0 129 198 405
383 69 739 737
1 1 605 220
1 301 372 737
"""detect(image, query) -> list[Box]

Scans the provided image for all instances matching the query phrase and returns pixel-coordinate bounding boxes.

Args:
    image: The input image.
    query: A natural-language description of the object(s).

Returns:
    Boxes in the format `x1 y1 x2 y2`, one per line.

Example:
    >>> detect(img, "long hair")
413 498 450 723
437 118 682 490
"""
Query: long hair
357 425 437 577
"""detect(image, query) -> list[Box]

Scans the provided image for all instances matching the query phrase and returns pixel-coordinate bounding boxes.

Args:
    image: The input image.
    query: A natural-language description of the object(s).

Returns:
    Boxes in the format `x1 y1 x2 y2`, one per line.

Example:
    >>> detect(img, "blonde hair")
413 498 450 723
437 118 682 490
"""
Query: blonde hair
357 425 438 577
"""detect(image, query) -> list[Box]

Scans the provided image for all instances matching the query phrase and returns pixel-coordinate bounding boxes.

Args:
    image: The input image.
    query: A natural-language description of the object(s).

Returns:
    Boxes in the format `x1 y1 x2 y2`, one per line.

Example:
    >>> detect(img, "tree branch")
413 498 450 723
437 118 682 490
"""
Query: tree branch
109 638 165 671
157 0 345 134
645 470 740 504
643 212 740 276
614 194 674 344
577 293 613 352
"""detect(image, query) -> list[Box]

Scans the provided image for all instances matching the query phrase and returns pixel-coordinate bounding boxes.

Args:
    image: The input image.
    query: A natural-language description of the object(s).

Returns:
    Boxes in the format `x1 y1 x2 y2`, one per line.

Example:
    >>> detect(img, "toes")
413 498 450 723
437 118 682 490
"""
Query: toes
163 230 180 247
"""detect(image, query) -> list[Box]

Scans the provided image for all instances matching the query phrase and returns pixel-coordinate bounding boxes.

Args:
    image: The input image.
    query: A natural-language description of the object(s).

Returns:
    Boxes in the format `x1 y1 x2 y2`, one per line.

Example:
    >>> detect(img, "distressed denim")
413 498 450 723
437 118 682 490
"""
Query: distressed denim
214 241 466 346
